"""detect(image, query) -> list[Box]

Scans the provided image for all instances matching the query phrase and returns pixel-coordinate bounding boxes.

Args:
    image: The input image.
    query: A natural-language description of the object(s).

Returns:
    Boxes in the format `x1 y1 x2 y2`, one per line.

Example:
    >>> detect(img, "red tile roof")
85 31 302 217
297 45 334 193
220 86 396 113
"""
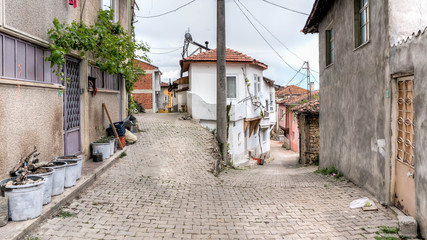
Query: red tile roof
180 48 268 72
160 82 169 87
293 98 320 114
277 85 310 98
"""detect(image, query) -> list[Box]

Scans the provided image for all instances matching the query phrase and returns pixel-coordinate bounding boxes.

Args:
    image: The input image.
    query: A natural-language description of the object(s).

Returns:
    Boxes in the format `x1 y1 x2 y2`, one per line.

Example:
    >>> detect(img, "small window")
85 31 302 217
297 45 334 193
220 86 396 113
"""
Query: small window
227 76 236 98
101 0 117 22
325 24 334 66
354 0 369 47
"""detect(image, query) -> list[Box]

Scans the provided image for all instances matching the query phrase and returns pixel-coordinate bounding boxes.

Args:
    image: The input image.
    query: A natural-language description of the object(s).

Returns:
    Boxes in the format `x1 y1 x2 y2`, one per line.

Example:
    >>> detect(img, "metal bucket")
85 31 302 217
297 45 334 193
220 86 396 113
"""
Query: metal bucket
0 176 45 221
48 161 66 196
29 168 54 205
54 160 78 188
55 156 83 179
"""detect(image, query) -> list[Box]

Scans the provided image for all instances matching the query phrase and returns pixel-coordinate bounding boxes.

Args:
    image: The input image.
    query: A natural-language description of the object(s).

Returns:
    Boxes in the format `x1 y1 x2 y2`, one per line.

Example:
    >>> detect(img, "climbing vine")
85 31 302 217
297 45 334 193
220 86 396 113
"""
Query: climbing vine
46 9 150 92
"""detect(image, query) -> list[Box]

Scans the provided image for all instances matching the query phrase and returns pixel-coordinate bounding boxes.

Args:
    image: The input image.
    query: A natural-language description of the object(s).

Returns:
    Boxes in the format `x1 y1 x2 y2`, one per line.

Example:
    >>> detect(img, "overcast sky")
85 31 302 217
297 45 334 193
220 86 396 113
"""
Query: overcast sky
134 0 318 89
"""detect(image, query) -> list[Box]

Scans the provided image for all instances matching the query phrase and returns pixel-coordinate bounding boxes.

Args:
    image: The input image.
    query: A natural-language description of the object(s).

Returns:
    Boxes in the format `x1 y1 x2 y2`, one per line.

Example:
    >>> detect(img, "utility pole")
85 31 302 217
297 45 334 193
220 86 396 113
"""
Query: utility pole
305 61 311 99
217 0 227 170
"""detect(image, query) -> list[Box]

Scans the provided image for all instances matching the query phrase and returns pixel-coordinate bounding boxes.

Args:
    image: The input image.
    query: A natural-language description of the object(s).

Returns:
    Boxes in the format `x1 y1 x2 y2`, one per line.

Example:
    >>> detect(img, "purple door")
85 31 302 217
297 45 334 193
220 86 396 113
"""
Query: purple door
63 58 81 155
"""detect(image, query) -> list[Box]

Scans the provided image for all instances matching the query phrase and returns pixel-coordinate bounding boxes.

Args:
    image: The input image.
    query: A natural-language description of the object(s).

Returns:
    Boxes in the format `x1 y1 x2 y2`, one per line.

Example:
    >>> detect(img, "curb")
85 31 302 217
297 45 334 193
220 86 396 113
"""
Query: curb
0 147 127 240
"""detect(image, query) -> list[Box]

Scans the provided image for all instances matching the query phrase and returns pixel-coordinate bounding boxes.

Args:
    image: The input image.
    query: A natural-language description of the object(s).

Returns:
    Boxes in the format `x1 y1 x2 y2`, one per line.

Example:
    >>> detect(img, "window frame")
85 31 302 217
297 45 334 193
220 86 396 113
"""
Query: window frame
325 21 334 67
101 0 117 22
226 75 237 99
354 0 370 48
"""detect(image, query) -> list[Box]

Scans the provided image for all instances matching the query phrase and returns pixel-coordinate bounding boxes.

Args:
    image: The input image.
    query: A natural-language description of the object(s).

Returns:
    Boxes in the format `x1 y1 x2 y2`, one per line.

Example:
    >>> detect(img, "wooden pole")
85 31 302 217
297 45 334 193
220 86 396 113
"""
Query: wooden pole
102 103 124 149
217 0 227 169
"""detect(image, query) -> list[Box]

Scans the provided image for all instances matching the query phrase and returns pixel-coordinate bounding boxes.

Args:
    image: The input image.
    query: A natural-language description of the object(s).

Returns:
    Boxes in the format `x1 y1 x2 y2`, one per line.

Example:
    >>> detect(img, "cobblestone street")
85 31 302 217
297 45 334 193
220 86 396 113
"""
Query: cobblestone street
30 113 398 240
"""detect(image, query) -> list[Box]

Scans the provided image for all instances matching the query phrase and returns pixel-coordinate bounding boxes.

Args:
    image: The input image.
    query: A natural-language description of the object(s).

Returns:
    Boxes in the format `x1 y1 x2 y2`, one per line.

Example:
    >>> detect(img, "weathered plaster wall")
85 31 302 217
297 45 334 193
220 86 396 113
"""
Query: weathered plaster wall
390 32 427 238
318 0 389 202
389 0 427 46
88 92 120 143
3 0 68 42
0 84 63 179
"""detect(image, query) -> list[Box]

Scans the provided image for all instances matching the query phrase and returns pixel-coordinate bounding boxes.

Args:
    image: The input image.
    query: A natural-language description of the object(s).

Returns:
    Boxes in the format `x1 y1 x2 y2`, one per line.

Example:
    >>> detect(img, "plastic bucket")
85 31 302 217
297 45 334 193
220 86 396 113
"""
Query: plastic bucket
55 156 83 179
92 142 110 160
0 176 45 221
48 161 66 196
29 168 54 205
54 160 78 188
109 140 115 156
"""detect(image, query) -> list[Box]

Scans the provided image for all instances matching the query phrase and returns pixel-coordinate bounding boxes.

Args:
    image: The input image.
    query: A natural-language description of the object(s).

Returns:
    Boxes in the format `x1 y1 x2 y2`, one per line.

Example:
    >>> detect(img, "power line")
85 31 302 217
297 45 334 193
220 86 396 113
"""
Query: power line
295 74 307 87
310 71 319 84
149 47 182 54
237 0 305 62
283 63 304 87
136 0 197 19
233 0 303 76
261 0 309 16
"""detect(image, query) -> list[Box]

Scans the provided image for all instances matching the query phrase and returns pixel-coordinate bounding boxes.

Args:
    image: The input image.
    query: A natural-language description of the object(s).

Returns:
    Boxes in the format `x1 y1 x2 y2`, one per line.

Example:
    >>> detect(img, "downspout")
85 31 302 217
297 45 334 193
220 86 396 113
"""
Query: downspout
384 0 392 207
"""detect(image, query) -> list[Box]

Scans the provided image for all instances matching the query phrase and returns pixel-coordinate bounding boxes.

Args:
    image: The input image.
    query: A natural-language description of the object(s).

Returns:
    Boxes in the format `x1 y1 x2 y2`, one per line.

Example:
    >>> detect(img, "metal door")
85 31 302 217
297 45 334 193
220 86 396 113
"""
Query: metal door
394 76 416 217
63 58 81 155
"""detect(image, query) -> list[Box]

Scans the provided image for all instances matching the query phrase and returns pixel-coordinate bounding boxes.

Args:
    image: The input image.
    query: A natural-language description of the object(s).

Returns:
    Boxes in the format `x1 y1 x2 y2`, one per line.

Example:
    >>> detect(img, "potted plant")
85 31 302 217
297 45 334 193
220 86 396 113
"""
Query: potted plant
91 137 111 160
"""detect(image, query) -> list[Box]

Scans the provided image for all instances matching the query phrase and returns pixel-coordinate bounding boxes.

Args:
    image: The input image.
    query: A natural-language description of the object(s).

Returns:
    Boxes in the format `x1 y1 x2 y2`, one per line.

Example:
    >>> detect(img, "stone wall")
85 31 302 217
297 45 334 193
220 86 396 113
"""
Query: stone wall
298 114 319 165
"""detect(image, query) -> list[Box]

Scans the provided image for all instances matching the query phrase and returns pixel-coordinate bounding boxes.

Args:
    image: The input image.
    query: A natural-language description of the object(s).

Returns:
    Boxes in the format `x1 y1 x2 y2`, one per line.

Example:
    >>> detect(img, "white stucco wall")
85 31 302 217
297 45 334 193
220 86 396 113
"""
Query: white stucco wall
187 62 274 165
389 0 427 46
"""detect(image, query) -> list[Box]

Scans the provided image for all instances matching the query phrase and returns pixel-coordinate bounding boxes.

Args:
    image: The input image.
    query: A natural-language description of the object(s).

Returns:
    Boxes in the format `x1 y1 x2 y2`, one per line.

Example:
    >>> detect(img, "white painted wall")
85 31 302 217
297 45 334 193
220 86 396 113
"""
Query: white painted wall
187 61 275 165
389 0 427 46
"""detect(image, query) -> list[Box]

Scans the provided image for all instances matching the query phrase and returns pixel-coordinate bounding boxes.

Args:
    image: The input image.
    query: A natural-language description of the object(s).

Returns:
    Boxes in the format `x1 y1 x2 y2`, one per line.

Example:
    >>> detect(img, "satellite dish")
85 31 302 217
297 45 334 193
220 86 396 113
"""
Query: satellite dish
185 33 192 42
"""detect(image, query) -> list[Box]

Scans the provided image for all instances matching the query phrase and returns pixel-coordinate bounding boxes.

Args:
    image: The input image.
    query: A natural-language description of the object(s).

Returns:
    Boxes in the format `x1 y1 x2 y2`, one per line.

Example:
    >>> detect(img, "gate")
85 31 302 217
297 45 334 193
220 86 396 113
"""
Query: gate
394 76 415 217
63 58 81 155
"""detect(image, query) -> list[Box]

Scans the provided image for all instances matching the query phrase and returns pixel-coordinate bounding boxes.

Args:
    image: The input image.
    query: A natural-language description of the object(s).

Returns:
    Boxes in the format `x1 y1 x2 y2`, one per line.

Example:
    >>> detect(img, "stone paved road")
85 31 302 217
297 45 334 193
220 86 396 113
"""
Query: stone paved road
30 113 398 240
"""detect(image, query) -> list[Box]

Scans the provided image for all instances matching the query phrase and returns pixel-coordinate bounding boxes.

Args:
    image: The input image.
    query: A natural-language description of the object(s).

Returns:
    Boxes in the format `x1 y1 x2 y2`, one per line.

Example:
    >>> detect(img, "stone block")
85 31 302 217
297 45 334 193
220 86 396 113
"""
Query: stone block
0 196 8 227
398 215 417 238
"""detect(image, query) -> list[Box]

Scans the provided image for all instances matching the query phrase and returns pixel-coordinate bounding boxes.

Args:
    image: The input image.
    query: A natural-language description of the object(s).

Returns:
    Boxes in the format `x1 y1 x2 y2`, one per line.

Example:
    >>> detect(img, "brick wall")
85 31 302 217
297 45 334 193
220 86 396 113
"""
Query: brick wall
133 93 153 109
134 73 153 90
297 114 319 165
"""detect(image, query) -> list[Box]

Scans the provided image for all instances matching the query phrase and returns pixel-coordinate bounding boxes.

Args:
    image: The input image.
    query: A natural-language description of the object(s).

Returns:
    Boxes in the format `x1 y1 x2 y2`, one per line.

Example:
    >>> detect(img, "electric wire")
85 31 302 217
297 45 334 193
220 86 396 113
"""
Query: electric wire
136 0 197 19
233 0 303 76
237 0 305 62
283 63 304 87
148 47 182 54
310 71 319 84
261 0 309 16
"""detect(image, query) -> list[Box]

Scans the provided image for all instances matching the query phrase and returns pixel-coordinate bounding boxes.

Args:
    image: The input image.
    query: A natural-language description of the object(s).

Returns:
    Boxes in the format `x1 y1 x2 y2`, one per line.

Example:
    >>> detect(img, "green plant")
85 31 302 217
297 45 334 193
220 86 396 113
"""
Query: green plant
119 152 127 158
378 226 399 234
314 154 320 166
57 208 76 218
374 236 399 240
46 9 149 92
316 166 343 178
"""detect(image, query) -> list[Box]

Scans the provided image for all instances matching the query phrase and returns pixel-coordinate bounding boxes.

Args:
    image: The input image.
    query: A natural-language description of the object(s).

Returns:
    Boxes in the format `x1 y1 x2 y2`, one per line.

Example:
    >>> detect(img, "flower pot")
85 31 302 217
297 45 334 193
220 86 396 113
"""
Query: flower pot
55 156 82 180
53 160 77 188
92 142 110 160
0 195 8 226
108 139 115 156
48 161 66 196
0 176 45 221
28 168 54 205
113 138 118 153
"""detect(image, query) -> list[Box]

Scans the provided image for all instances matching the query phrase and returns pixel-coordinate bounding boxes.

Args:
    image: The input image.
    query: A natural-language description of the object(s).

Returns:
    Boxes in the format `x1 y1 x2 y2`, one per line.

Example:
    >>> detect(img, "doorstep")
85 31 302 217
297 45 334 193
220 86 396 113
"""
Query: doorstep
0 147 127 240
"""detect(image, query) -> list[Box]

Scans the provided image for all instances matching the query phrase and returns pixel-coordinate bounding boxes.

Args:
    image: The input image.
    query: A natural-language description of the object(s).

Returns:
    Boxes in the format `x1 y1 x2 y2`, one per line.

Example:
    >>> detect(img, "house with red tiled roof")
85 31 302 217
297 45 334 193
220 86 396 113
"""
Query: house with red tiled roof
180 48 276 166
277 91 318 153
132 59 162 113
276 85 311 100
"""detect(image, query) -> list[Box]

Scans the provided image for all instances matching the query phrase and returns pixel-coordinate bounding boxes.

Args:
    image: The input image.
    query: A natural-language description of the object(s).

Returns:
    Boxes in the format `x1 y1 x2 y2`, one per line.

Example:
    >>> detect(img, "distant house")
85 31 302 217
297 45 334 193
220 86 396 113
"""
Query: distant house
180 48 276 166
303 0 427 235
293 98 320 165
277 93 315 152
132 60 162 113
276 85 311 100
173 76 190 112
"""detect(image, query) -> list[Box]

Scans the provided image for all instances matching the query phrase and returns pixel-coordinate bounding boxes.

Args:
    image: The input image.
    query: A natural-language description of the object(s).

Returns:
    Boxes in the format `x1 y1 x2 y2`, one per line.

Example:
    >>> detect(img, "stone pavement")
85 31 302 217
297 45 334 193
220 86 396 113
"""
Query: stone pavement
29 113 399 240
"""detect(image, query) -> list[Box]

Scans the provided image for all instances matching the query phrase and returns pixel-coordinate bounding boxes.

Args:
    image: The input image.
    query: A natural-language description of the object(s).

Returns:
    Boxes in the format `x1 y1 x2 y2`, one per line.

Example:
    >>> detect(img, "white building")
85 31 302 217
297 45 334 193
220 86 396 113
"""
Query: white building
180 48 276 166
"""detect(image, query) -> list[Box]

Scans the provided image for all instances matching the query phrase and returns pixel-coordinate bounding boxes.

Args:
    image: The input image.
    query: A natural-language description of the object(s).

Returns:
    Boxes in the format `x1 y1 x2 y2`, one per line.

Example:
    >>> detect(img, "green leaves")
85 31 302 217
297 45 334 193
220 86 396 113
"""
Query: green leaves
46 9 150 92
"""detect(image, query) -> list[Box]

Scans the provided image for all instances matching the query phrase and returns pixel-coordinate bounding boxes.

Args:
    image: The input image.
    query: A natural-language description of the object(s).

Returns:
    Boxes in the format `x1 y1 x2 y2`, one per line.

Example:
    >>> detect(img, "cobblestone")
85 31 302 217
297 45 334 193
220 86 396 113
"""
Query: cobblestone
30 113 398 239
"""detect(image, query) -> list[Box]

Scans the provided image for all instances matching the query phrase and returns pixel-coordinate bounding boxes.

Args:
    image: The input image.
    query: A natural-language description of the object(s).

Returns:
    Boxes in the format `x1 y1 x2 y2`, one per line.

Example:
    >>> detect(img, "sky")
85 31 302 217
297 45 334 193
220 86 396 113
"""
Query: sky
133 0 319 89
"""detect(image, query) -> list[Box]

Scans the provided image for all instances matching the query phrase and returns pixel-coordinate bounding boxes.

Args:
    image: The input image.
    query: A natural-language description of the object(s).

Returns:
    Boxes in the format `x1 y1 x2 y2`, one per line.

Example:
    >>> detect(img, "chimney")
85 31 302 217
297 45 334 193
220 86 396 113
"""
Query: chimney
310 82 315 92
205 41 209 49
